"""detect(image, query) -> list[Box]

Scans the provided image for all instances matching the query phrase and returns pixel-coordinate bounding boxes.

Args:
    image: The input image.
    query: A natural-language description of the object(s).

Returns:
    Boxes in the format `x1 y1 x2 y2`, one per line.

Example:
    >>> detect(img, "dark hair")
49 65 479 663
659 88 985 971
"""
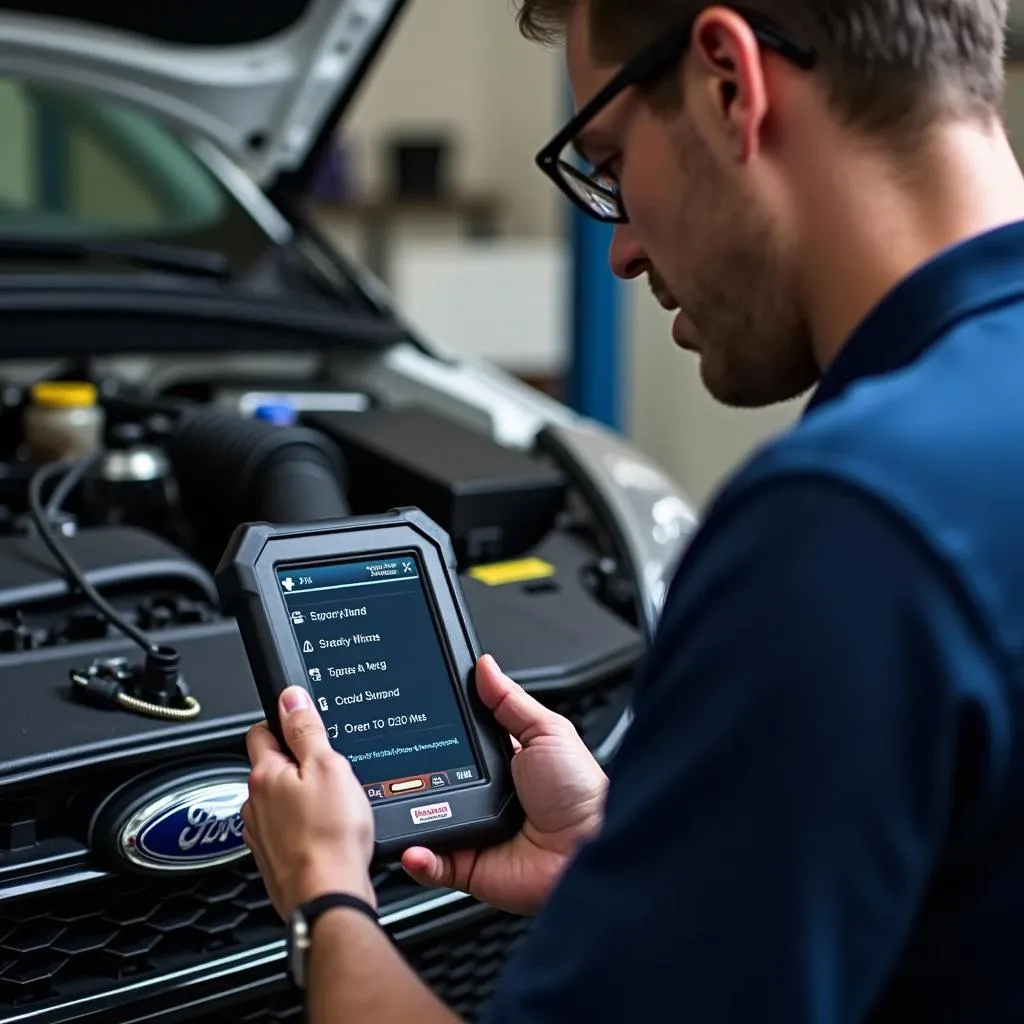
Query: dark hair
515 0 1009 134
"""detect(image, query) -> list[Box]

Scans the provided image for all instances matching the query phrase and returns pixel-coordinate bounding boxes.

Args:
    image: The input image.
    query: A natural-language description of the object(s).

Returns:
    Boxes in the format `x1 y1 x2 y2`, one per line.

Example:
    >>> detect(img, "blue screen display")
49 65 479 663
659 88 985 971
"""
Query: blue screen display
277 554 480 803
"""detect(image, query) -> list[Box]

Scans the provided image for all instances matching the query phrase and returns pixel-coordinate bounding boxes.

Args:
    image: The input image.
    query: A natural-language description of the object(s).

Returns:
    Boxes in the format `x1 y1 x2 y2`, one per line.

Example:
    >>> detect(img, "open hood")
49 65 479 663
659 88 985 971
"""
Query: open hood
0 0 408 190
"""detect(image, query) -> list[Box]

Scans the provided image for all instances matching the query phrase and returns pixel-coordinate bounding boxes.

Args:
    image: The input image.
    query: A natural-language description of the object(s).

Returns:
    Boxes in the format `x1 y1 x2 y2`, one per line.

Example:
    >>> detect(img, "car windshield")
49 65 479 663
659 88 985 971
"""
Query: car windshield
0 76 275 275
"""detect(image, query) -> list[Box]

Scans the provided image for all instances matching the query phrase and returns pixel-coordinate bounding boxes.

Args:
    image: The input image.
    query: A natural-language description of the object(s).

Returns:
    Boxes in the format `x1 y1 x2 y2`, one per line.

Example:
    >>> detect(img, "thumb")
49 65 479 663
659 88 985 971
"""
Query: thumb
475 654 564 744
278 687 332 763
401 845 478 895
401 846 458 890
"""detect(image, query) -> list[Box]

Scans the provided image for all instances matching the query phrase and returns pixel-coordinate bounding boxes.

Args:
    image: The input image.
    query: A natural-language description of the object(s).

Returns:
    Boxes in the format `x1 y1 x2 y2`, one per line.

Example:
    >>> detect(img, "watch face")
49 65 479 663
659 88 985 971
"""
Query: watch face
288 908 310 990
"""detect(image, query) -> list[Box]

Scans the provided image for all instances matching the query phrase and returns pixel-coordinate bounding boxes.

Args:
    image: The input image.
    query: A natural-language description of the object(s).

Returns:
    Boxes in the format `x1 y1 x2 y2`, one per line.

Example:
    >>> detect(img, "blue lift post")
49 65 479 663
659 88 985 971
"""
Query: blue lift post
567 190 624 431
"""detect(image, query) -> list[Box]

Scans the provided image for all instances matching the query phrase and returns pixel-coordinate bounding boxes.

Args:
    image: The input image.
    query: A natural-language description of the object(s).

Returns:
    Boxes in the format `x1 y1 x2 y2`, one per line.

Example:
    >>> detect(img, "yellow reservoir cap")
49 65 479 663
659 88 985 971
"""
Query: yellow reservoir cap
30 381 98 408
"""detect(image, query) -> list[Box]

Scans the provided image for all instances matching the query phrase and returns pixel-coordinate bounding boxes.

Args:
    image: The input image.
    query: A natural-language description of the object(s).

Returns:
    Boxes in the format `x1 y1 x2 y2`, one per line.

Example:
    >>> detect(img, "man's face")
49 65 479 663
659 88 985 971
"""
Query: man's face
565 6 819 408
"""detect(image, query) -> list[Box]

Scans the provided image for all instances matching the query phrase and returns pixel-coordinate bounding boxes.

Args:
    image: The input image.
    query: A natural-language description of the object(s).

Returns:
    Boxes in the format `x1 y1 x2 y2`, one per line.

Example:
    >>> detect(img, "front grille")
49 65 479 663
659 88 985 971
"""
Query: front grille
0 862 281 1011
190 992 304 1024
372 861 424 907
0 857 435 1013
405 912 531 1020
187 910 531 1024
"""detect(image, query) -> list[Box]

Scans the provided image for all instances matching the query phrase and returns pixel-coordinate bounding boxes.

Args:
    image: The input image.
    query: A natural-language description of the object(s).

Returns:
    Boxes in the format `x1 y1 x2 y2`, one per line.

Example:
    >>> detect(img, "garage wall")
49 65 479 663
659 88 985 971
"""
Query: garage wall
343 0 562 239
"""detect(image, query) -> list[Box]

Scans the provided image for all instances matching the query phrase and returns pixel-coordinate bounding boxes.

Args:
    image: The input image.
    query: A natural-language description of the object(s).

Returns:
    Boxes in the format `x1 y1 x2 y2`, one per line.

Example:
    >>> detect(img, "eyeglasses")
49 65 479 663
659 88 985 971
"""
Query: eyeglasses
535 10 816 224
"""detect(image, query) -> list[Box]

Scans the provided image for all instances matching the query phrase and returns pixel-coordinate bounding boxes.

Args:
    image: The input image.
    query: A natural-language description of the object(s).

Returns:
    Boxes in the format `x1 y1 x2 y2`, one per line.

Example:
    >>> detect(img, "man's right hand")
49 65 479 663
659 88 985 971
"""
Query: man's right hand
401 654 608 916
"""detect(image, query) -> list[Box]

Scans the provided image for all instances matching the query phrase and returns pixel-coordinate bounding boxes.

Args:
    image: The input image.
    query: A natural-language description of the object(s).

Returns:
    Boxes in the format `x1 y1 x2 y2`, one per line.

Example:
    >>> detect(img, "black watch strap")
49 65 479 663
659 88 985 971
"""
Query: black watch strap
289 893 379 990
302 892 379 934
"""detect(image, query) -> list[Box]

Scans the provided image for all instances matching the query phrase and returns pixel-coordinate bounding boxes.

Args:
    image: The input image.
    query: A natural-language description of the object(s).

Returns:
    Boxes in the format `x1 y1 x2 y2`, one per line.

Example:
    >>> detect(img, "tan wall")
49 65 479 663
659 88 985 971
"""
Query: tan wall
344 0 563 239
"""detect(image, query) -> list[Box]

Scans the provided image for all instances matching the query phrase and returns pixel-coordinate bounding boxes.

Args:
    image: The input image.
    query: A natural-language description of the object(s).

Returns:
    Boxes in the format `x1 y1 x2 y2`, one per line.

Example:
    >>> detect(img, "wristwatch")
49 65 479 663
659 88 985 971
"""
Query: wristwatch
287 893 379 990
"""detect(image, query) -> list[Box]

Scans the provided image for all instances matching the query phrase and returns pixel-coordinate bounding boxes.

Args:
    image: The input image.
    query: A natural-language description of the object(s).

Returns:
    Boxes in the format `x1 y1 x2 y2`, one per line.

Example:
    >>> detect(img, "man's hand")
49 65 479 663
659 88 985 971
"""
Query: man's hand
242 688 376 920
402 655 608 916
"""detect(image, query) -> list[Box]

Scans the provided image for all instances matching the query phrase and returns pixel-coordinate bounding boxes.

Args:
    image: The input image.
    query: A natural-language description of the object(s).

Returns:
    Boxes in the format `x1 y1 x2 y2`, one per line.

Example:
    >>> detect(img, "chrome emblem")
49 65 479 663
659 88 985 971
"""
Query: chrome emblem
117 778 249 872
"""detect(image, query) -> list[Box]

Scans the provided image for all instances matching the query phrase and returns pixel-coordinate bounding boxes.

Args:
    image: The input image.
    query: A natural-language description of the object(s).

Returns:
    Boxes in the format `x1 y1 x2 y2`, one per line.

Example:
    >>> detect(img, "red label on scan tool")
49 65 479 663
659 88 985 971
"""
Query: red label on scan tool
410 801 453 825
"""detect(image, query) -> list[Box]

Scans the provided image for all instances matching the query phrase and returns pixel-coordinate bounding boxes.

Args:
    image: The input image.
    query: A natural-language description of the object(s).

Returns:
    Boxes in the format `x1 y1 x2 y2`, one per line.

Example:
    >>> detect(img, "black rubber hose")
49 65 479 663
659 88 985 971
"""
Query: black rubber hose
255 446 351 524
166 408 350 561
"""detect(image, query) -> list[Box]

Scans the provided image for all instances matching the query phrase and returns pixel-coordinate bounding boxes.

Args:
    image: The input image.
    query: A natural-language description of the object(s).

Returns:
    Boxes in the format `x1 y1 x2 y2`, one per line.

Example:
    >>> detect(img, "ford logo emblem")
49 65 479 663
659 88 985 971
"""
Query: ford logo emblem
93 765 251 873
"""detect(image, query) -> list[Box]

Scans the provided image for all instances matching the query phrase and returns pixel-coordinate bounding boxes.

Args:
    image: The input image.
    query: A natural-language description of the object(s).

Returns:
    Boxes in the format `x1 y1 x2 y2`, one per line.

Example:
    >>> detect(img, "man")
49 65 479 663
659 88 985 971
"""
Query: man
241 0 1024 1020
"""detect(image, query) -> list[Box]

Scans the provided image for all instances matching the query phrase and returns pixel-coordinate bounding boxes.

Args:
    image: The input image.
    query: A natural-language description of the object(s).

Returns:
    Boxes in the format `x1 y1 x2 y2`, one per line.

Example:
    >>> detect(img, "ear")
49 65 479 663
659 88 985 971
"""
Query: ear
688 6 770 164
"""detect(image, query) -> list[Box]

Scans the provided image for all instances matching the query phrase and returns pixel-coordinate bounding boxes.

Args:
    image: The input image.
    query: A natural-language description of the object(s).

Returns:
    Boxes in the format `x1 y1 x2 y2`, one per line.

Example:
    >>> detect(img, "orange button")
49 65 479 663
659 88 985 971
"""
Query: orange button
390 778 425 794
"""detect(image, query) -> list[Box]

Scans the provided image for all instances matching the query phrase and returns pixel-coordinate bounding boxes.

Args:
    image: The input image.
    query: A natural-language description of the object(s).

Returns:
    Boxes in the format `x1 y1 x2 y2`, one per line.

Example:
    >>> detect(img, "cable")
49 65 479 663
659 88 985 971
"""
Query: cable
28 454 201 722
69 668 201 721
44 449 102 520
29 455 157 652
116 689 199 720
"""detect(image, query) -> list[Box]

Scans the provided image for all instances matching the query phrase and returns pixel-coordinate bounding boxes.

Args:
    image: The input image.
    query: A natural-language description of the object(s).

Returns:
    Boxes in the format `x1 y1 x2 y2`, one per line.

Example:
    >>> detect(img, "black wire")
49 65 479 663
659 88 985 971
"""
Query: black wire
44 449 102 518
28 455 158 654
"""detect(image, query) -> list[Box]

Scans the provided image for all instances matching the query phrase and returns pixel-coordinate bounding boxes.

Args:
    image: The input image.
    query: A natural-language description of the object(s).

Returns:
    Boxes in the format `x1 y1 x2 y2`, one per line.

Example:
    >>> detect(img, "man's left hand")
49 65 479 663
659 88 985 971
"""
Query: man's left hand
242 686 377 920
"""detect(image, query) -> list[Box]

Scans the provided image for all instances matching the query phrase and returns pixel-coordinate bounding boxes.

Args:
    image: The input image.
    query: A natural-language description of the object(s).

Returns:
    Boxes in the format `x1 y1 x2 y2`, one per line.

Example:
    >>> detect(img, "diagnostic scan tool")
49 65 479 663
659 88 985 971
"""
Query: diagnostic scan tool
216 508 521 860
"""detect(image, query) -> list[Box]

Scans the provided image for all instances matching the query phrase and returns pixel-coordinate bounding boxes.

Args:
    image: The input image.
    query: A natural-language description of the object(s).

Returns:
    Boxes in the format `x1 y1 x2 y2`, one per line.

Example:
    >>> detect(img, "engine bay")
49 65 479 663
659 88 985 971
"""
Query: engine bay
0 359 644 765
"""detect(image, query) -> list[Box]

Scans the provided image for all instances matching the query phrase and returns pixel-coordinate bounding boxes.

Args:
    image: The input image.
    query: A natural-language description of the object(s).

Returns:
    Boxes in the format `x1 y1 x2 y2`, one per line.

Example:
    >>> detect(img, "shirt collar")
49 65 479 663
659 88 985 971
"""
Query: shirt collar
806 218 1024 414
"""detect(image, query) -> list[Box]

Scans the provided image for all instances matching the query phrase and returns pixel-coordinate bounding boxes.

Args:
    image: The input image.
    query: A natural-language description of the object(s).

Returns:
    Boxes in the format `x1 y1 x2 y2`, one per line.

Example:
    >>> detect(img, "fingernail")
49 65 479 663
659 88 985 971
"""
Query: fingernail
282 687 312 713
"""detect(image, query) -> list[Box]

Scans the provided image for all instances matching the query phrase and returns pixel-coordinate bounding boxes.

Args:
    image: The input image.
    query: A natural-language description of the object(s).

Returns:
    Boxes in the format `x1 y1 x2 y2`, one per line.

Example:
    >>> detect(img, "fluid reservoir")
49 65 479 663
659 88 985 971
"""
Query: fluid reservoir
23 381 105 461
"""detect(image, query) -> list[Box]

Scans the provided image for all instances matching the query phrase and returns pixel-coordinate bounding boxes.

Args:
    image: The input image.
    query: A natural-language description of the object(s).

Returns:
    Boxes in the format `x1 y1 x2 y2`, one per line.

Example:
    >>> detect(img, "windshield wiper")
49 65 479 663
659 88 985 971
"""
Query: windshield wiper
0 237 230 280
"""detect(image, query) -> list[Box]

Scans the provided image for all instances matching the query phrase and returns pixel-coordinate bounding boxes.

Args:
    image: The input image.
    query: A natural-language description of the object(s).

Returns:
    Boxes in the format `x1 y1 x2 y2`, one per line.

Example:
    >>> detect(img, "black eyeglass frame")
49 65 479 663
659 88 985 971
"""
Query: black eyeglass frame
535 10 817 223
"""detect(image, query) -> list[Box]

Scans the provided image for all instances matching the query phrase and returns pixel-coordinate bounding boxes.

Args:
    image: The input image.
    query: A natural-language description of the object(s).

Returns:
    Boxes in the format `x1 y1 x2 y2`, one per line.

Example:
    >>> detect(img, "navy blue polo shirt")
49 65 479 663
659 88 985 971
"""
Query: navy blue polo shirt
487 221 1024 1023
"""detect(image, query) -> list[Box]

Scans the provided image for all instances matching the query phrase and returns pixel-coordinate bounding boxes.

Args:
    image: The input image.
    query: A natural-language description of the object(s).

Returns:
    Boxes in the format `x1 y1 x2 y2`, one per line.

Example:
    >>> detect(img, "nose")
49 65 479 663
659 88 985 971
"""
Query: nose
609 224 649 280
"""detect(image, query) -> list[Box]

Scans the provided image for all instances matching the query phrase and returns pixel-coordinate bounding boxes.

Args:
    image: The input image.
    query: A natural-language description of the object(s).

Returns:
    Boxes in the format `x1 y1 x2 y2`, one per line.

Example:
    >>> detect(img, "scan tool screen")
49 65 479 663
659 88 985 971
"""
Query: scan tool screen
277 554 481 803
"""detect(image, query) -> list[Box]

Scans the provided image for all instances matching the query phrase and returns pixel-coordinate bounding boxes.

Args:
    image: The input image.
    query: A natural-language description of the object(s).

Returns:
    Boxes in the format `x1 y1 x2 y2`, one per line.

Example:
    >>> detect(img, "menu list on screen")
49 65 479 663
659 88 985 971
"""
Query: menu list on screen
277 554 481 804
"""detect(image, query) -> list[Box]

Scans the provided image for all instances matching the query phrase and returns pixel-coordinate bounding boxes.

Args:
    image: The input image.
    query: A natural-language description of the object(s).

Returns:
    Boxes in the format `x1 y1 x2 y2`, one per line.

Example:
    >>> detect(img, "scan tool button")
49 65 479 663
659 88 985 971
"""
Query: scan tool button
390 778 425 794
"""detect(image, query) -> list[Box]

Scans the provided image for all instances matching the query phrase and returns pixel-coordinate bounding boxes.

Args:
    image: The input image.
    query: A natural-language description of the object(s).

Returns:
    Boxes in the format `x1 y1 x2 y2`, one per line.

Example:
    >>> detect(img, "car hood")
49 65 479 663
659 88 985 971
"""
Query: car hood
0 0 408 189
